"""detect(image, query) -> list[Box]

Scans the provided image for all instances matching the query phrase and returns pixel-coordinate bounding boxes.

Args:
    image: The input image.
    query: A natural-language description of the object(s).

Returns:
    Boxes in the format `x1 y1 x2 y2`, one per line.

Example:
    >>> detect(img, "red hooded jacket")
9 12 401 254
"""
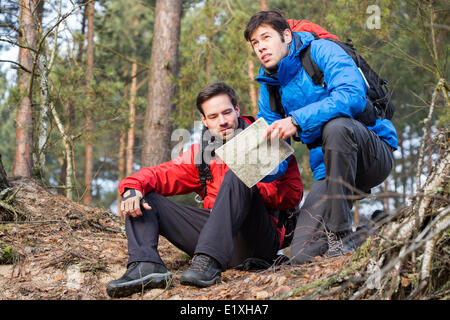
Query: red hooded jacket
118 118 304 247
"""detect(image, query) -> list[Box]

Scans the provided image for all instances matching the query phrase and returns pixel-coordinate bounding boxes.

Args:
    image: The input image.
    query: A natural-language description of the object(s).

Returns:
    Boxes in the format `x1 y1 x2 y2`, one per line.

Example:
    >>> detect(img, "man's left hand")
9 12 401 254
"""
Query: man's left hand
263 117 298 141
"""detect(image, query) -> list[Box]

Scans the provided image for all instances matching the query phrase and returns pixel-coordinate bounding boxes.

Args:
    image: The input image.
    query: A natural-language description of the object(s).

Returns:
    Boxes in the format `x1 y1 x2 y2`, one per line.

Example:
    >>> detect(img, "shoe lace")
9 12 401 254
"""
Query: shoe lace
190 255 211 272
326 229 344 254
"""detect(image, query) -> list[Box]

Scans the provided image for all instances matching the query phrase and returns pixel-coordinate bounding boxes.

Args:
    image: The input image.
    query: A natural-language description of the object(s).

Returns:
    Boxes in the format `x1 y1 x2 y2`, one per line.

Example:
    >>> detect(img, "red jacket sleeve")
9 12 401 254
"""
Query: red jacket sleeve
118 144 203 196
257 155 303 210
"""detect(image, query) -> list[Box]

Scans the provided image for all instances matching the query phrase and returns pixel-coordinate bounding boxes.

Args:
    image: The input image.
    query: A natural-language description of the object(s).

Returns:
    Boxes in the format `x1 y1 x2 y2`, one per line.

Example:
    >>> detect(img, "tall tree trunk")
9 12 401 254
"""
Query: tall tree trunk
384 179 390 215
83 0 95 204
247 47 258 115
126 61 137 176
259 0 269 11
244 0 269 115
76 5 88 66
399 132 407 204
117 131 126 220
13 0 40 177
205 0 218 82
32 3 46 180
142 0 182 167
117 76 130 219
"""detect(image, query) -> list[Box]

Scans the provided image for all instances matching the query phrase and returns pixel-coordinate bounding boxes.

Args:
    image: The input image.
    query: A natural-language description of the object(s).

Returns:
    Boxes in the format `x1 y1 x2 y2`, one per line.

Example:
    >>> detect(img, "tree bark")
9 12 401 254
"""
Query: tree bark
126 61 137 176
244 0 269 115
83 0 95 204
384 179 390 215
118 131 126 220
259 0 269 11
13 0 40 177
141 0 182 167
247 46 258 115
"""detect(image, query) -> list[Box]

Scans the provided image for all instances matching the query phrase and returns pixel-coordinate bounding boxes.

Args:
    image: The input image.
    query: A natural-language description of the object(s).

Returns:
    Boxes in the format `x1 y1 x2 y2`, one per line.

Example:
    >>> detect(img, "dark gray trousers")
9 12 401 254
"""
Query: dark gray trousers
291 117 394 264
125 170 280 270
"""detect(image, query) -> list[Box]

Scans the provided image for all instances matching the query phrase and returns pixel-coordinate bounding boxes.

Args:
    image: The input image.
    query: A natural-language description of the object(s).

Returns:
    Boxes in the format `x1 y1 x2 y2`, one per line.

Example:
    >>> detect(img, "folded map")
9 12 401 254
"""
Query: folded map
214 117 294 188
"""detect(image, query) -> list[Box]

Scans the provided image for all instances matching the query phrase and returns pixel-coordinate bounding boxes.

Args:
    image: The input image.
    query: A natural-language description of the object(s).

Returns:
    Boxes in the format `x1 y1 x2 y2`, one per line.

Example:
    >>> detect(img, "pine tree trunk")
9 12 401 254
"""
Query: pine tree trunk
142 0 182 167
118 131 126 220
259 0 269 11
83 0 95 204
384 179 390 214
247 47 258 115
13 0 40 177
126 61 137 176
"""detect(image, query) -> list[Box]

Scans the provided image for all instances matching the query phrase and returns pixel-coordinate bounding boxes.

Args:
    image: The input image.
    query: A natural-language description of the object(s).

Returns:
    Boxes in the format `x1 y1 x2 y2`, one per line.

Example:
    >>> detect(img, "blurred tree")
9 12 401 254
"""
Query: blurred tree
83 0 95 204
0 72 15 174
13 0 42 177
142 0 182 167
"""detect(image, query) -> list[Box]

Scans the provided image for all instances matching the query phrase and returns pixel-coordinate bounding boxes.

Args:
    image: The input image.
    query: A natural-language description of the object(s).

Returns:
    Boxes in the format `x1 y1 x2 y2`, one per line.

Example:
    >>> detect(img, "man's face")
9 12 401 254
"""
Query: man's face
250 24 292 71
200 94 240 141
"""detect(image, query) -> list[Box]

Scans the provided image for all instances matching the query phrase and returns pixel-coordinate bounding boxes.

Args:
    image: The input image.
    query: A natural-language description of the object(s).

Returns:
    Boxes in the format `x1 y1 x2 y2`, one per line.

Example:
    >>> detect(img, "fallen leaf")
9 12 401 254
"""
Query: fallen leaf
274 285 291 296
277 276 287 286
401 276 410 287
256 291 269 299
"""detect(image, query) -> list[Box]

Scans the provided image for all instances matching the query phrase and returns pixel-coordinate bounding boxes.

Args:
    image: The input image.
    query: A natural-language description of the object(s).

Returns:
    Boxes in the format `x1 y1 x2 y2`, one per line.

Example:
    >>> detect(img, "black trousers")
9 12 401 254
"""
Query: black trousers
291 117 394 264
125 170 280 270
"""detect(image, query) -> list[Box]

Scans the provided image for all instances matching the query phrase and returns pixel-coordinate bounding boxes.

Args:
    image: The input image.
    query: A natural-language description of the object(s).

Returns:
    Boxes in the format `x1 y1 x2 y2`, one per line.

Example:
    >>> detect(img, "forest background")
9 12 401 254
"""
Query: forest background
0 0 448 219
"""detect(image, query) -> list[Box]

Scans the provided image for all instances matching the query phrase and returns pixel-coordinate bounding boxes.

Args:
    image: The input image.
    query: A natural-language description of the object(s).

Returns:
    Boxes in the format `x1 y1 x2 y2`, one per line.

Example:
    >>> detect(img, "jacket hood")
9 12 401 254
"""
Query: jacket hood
255 31 316 86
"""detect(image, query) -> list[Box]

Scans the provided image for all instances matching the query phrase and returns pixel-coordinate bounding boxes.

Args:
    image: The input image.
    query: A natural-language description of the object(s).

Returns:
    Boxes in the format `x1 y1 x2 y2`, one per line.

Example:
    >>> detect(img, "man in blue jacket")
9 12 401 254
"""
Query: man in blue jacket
244 10 398 264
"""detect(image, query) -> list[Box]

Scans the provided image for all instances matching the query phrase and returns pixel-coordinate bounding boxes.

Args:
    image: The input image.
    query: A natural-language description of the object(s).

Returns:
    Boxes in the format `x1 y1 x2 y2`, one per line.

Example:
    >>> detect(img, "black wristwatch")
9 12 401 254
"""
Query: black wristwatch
290 116 302 132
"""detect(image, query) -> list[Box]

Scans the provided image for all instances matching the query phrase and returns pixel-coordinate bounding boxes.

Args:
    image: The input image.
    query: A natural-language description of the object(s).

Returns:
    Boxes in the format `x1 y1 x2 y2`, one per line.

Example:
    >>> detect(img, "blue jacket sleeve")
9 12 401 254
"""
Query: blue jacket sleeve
290 39 368 144
257 85 289 183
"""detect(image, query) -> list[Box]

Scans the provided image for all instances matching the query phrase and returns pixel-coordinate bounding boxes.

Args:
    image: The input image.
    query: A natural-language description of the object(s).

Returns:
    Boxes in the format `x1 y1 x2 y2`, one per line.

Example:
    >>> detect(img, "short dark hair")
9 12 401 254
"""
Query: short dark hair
196 82 238 115
244 9 291 42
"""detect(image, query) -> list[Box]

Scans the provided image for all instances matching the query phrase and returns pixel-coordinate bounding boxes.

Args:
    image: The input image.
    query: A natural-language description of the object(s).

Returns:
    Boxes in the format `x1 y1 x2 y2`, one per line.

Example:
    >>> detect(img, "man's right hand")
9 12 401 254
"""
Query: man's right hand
120 189 152 217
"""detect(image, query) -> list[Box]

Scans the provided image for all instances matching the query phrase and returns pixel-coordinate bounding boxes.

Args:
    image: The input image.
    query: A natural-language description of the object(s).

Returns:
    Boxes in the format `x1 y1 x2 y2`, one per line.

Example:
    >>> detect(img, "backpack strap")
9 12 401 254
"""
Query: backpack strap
298 32 325 87
195 127 213 203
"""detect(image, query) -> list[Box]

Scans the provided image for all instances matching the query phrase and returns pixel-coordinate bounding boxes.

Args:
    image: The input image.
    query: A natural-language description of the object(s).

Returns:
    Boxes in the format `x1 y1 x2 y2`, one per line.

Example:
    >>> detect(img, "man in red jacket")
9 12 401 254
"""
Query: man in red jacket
106 82 303 298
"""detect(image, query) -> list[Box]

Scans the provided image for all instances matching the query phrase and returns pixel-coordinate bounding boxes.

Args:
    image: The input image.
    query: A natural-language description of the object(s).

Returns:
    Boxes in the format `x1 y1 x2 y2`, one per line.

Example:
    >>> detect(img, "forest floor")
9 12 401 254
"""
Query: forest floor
0 177 352 300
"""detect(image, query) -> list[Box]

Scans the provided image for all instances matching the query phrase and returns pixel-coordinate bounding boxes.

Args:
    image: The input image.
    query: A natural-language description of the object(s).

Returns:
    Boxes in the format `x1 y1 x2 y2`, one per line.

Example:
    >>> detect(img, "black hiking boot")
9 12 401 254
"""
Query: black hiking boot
106 261 172 298
180 254 222 288
325 230 356 258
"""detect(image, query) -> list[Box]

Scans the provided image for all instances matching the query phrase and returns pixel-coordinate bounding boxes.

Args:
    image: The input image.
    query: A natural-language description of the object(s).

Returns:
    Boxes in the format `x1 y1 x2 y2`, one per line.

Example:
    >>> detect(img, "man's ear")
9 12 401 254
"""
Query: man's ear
200 113 208 127
235 104 240 117
283 28 292 45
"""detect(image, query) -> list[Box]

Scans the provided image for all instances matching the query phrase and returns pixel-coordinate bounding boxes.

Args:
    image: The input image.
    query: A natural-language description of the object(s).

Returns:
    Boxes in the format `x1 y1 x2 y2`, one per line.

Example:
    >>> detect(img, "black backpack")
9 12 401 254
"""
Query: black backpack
195 116 299 248
268 32 395 131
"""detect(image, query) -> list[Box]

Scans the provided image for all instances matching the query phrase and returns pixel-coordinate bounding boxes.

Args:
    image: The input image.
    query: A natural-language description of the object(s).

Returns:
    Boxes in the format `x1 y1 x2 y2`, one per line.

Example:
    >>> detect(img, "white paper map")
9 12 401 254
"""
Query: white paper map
215 117 294 188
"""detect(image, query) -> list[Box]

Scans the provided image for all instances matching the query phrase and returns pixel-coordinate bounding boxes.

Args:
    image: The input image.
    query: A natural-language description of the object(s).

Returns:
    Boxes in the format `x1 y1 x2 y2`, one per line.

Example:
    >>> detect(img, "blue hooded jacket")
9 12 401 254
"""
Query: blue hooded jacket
257 32 398 182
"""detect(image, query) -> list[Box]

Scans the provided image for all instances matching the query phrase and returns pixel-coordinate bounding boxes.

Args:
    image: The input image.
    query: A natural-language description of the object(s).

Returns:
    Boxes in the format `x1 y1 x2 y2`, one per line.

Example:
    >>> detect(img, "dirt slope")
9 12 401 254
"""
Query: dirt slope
0 177 350 300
